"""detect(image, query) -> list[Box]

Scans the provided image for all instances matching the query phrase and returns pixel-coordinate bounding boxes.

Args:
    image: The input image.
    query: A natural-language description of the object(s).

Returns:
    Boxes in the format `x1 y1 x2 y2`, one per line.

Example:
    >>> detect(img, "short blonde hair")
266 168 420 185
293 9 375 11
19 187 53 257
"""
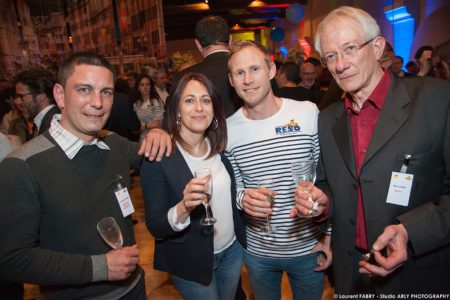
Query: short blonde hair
228 40 272 72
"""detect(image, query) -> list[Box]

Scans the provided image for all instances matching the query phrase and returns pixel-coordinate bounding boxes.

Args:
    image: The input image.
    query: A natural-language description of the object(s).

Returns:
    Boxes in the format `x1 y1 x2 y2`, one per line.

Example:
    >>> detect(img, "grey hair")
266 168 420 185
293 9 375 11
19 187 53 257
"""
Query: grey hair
314 6 380 56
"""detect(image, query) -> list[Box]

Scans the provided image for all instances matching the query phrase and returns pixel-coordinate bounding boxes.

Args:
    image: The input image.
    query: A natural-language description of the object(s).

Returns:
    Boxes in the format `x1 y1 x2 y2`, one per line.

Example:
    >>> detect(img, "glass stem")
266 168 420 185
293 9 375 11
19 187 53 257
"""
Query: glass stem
266 215 271 227
204 204 210 219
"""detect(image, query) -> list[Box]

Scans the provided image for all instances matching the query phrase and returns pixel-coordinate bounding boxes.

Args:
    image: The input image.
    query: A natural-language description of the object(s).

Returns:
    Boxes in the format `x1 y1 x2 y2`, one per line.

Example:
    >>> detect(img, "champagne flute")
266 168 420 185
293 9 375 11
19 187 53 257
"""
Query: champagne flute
195 168 216 226
258 178 276 233
97 217 123 249
291 160 319 218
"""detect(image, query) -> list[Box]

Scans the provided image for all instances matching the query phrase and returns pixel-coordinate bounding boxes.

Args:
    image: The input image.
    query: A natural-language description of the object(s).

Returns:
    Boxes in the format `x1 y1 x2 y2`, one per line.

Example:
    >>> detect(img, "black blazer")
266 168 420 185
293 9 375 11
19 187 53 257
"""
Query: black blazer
38 105 60 135
140 148 246 285
318 76 450 293
104 92 140 140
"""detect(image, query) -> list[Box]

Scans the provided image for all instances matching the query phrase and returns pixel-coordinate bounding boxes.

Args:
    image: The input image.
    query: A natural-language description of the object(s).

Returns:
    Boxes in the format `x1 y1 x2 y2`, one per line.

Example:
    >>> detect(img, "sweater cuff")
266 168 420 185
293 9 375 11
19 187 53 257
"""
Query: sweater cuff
91 254 108 282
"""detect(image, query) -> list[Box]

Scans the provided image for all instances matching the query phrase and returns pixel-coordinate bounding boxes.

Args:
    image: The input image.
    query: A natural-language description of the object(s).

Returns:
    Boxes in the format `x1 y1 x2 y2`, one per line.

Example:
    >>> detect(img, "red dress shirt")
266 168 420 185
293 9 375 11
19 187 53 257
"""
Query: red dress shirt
344 70 392 251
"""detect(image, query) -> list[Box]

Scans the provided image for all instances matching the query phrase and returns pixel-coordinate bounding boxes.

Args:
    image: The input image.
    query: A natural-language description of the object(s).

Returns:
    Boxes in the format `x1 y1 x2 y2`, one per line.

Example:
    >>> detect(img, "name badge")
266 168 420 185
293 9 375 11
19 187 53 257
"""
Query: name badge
386 172 414 207
115 187 135 217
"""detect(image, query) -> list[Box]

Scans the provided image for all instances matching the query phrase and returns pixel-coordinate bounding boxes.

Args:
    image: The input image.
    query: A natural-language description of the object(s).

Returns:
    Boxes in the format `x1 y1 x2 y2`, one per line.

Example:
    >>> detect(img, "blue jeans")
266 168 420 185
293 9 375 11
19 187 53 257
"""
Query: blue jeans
172 240 243 300
244 251 324 300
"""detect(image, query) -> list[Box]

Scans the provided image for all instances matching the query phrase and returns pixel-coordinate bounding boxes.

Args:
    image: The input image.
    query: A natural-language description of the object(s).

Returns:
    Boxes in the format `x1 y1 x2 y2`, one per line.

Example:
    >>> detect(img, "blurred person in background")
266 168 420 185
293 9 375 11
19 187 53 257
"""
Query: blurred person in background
154 69 170 104
405 61 418 76
127 72 139 104
390 56 411 77
299 61 325 105
103 78 141 140
414 45 433 77
174 15 242 117
133 74 165 139
379 41 394 69
275 62 315 102
432 39 450 80
0 88 17 133
12 68 60 136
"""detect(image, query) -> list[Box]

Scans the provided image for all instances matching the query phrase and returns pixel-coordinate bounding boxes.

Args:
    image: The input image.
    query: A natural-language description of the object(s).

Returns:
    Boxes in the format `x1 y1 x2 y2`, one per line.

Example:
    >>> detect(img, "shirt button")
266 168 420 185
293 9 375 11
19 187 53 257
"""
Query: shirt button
362 148 367 153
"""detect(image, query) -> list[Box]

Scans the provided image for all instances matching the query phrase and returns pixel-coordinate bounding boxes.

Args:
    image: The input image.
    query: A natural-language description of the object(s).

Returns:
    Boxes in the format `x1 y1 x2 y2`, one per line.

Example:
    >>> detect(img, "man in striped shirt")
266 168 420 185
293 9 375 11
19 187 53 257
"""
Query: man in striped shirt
225 40 331 300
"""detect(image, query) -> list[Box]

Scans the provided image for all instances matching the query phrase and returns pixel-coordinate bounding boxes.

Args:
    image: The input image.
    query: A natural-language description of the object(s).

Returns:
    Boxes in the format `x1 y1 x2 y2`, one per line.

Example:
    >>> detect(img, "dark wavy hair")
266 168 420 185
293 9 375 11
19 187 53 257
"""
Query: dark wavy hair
13 68 56 103
135 74 162 106
166 73 227 158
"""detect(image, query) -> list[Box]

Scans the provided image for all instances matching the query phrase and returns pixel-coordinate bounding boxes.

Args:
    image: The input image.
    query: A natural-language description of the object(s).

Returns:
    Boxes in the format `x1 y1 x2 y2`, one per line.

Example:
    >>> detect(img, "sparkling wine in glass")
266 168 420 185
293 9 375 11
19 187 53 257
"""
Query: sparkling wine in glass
97 217 123 249
291 160 319 218
195 168 216 226
258 178 276 233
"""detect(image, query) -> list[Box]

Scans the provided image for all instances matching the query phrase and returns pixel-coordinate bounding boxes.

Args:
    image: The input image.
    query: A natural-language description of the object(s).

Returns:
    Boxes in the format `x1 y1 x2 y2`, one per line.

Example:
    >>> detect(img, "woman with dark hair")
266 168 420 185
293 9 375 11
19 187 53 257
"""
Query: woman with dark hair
133 74 164 138
140 73 245 299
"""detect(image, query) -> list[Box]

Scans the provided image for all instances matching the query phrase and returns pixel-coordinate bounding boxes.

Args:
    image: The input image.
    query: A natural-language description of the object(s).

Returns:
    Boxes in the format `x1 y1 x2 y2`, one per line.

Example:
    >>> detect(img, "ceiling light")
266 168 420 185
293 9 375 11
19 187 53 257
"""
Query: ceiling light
249 1 267 8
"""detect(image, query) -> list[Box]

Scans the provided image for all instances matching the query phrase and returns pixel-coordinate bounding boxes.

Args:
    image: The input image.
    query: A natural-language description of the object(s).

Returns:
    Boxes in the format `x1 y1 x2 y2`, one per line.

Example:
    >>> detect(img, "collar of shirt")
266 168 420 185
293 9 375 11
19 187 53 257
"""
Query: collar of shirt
155 86 166 93
49 114 110 160
344 69 392 114
34 104 55 130
207 49 230 56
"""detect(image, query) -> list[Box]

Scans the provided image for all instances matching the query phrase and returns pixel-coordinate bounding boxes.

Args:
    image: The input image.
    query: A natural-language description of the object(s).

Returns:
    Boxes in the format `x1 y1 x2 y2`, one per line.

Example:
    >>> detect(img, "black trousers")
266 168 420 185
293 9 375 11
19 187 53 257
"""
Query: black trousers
120 272 147 300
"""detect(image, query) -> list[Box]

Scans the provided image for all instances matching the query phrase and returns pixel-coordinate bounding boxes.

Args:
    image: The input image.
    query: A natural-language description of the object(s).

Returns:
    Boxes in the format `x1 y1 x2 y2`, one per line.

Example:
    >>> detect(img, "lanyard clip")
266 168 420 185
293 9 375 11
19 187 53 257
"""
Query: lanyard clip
115 175 123 190
400 154 411 173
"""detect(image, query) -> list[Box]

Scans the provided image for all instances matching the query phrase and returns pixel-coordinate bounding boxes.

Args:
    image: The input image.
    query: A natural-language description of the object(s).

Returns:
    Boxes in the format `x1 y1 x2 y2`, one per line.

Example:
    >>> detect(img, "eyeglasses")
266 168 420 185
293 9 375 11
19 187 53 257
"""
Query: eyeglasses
14 92 33 101
321 38 375 66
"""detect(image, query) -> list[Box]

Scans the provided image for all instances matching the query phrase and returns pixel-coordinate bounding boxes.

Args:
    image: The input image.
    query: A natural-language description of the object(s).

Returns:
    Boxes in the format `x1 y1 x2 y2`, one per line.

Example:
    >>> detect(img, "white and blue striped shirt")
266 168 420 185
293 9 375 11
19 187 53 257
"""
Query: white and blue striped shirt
226 99 323 258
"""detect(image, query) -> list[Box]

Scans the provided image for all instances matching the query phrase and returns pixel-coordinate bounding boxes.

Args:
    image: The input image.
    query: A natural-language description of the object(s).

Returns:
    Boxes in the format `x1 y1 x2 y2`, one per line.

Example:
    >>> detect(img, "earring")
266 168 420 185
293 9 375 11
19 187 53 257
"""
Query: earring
211 117 218 130
176 115 181 128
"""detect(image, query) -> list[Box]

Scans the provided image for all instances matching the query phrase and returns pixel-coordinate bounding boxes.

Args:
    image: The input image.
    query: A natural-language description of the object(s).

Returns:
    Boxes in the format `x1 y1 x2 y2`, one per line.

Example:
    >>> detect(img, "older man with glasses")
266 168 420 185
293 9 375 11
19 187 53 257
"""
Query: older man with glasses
292 5 450 296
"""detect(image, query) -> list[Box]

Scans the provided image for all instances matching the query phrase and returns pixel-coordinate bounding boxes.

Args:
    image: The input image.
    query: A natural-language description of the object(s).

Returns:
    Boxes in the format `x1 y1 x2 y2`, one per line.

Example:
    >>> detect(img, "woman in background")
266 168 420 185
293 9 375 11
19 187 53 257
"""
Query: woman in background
133 74 164 138
140 73 245 300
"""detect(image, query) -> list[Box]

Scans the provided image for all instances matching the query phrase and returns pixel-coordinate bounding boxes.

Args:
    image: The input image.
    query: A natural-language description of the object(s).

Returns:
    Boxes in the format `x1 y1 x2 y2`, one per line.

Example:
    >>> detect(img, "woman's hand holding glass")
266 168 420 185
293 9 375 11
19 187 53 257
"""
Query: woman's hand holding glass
176 177 210 222
194 168 216 226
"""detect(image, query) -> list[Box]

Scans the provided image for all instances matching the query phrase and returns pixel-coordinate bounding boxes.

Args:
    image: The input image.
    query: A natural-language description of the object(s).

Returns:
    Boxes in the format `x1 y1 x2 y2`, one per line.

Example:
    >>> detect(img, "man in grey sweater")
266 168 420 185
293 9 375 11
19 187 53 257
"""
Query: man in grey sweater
0 52 171 299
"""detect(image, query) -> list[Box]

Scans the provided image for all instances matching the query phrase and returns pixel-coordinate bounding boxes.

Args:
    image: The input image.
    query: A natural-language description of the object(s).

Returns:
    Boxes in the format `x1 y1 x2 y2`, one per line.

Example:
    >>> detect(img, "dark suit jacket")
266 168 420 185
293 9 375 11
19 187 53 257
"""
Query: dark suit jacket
174 51 242 117
38 105 60 135
104 92 140 140
275 86 315 102
318 76 450 293
140 148 246 285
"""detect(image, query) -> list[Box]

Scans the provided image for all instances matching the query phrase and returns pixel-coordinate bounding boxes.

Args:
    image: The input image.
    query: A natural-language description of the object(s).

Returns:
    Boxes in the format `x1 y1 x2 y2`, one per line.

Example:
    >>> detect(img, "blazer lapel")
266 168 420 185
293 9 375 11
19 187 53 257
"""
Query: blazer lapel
332 105 358 180
162 148 193 199
362 77 410 167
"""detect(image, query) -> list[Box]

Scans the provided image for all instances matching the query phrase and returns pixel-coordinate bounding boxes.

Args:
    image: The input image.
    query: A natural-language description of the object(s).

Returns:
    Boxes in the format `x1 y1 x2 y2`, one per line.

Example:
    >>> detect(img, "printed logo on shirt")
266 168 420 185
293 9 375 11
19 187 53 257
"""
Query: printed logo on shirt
275 119 301 135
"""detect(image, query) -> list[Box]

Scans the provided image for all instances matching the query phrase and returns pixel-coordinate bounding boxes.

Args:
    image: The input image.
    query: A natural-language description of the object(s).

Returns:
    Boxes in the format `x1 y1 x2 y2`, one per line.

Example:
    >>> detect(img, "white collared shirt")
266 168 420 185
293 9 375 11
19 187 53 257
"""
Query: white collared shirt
34 104 55 130
49 114 110 160
155 86 169 104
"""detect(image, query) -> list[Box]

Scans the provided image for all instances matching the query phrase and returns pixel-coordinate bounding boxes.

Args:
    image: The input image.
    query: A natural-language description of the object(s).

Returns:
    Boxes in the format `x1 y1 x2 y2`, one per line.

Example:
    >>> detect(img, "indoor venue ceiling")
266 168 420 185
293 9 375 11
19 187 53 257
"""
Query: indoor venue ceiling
162 0 307 40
